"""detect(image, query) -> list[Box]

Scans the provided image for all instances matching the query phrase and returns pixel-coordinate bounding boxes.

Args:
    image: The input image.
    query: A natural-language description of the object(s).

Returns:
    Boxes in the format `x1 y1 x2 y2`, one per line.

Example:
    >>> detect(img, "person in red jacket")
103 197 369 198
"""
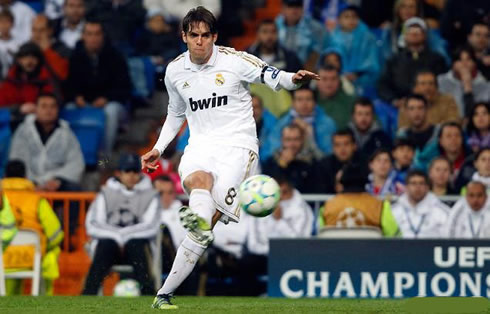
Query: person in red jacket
0 42 57 127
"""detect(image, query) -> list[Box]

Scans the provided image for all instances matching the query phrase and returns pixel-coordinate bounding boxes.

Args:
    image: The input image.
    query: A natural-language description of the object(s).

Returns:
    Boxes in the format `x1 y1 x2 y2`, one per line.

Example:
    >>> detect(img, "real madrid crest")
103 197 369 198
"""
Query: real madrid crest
215 73 225 86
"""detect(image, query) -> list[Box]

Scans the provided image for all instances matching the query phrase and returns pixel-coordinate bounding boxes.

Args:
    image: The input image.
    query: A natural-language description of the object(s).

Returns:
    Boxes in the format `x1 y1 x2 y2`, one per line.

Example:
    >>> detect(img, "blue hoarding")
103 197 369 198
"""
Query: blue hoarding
268 239 490 298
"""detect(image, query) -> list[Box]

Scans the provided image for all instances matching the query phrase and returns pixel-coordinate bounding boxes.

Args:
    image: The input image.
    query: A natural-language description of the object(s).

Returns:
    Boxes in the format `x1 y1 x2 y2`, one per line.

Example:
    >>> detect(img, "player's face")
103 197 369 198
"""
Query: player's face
36 96 59 124
475 151 490 177
406 176 429 203
292 89 315 117
393 146 414 168
117 170 141 190
370 153 392 178
257 23 278 50
406 99 426 128
154 180 176 209
279 183 293 201
429 160 450 187
182 22 217 65
333 135 356 162
466 183 487 212
353 105 373 132
413 73 437 102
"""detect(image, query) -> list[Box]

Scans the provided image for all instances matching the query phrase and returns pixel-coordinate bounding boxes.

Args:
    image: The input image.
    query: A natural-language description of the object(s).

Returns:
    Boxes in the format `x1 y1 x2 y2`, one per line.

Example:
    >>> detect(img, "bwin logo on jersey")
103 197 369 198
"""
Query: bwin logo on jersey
189 93 228 111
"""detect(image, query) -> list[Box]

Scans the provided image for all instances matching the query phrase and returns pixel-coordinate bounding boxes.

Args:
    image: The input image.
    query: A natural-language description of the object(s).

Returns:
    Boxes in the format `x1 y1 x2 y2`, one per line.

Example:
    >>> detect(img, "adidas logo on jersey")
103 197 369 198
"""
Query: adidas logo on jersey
189 93 228 112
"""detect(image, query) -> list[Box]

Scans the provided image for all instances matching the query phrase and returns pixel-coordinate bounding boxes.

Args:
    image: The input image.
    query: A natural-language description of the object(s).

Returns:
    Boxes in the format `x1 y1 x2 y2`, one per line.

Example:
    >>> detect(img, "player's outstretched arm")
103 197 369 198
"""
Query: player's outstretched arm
291 70 320 85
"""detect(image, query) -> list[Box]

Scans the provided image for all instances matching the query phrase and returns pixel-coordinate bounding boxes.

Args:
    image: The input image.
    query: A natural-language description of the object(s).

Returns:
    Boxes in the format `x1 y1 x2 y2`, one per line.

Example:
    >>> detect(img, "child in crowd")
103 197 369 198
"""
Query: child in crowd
366 148 404 197
392 138 415 183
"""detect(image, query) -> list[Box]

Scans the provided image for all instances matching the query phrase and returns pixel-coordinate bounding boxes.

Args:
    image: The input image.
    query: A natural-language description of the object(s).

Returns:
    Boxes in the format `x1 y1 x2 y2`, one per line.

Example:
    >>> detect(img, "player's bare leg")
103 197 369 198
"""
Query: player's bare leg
153 171 220 310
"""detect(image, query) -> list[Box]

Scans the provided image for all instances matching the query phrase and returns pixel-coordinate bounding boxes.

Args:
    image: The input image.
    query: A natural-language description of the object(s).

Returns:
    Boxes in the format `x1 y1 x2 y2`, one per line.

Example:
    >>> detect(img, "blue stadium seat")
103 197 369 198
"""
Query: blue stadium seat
61 108 105 166
0 109 11 178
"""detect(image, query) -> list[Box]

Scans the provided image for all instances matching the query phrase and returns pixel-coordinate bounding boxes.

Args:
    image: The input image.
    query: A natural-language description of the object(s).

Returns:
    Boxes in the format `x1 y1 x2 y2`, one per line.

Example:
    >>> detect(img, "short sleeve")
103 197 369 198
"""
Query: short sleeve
165 73 186 117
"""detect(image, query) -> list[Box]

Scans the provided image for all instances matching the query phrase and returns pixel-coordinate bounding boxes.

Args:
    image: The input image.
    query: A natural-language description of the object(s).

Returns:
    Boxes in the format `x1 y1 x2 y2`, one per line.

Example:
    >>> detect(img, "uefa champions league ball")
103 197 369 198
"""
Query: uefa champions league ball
239 174 280 217
113 279 141 297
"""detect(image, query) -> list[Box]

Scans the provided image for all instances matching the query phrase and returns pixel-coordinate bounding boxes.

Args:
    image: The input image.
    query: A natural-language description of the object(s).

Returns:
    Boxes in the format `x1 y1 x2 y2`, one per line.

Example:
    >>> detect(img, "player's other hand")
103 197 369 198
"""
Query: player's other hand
141 149 160 172
292 70 320 85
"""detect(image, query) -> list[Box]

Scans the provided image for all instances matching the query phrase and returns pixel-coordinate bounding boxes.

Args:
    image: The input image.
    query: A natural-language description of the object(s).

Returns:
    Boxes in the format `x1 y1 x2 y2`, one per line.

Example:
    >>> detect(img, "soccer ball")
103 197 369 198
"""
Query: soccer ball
239 174 280 217
113 279 141 297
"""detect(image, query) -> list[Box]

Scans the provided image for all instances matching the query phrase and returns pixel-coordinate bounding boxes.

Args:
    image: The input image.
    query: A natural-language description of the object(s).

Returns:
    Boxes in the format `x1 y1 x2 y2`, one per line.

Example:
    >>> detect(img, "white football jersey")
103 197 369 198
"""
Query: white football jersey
164 45 291 154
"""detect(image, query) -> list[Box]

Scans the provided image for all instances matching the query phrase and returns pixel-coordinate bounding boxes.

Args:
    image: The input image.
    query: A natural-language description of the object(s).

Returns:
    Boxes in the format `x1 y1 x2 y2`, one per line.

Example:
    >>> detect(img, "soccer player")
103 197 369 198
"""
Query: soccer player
141 6 319 310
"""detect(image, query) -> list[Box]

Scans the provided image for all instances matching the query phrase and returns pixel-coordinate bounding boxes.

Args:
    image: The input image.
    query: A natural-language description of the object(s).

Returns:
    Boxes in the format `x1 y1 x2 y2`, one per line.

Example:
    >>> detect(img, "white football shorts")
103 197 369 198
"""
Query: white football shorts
178 143 259 224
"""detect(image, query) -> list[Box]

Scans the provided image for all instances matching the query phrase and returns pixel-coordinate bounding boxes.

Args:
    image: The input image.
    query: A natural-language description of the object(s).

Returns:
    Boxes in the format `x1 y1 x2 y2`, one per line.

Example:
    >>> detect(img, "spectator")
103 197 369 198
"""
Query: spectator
135 8 182 67
377 17 447 106
262 123 319 193
275 0 329 71
317 129 366 193
9 92 84 191
86 0 146 54
243 175 313 295
366 148 404 197
1 160 63 295
83 153 159 295
348 97 392 158
380 0 449 64
397 94 439 152
0 0 35 44
153 175 186 250
0 188 16 247
440 0 490 53
438 47 490 117
53 0 86 50
330 5 380 92
252 94 277 155
0 43 57 125
316 65 356 130
392 138 415 184
247 19 302 73
397 70 461 129
318 48 355 95
262 86 335 161
429 156 457 196
447 181 490 238
321 162 400 236
143 0 221 22
467 22 490 80
65 20 131 153
391 170 450 238
466 102 490 153
0 9 20 79
458 148 490 195
413 122 469 174
304 0 348 31
31 14 70 81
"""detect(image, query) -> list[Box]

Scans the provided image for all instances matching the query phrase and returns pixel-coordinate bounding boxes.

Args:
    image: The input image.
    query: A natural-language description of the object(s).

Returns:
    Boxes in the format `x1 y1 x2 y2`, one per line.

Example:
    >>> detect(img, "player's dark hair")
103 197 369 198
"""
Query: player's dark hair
405 93 428 108
273 173 292 187
83 18 105 35
470 21 489 32
438 121 463 141
340 162 368 193
352 97 374 115
333 129 355 143
0 9 14 23
182 6 217 34
5 160 26 178
406 169 429 185
154 175 173 183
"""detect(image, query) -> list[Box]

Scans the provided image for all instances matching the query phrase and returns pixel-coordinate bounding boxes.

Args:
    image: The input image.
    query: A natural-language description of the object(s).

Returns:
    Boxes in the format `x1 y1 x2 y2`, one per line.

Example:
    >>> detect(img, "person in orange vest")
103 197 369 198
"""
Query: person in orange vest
1 160 63 295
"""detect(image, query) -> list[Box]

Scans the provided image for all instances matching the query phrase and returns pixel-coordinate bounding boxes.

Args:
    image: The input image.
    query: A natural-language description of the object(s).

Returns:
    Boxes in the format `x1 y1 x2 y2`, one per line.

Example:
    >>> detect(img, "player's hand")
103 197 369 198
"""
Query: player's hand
141 149 161 172
292 70 320 84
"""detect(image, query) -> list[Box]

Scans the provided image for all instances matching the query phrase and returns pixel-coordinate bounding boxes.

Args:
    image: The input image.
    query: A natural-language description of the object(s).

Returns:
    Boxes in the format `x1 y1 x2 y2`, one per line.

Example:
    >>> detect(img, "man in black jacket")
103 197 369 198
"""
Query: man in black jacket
65 20 131 153
377 17 447 108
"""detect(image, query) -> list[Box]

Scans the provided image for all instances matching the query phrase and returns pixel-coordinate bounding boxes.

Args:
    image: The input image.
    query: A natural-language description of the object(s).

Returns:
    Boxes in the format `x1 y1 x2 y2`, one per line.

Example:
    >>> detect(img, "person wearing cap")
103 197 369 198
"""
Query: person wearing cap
377 17 447 107
329 5 380 93
391 170 449 239
83 152 160 295
275 0 330 71
320 162 400 237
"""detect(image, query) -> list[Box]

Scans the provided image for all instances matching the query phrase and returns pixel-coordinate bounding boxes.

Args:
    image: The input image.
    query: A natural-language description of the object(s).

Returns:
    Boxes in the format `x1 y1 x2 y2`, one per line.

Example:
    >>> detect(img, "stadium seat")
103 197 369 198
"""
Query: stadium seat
61 108 105 166
317 226 383 239
0 229 42 296
0 109 11 177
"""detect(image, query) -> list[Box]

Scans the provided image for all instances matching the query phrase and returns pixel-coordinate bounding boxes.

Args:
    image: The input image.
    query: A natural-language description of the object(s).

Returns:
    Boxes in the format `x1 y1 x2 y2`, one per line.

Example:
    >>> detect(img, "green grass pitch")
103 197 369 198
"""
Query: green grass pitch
0 296 405 314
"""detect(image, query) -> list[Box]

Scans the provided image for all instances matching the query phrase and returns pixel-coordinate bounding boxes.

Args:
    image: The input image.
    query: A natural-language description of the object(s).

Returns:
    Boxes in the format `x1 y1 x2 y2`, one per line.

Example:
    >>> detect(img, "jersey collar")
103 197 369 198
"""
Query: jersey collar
184 45 218 71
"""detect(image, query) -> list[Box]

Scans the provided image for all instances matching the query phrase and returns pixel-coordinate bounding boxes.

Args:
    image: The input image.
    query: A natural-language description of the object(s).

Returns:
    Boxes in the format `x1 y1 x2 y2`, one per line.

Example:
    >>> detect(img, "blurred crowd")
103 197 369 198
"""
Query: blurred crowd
1 0 490 296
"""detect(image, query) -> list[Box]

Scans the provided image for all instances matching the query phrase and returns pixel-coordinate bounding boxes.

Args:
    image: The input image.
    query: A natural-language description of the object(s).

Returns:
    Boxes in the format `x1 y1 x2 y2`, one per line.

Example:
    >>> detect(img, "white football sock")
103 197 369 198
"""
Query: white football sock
157 235 207 295
189 189 215 226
